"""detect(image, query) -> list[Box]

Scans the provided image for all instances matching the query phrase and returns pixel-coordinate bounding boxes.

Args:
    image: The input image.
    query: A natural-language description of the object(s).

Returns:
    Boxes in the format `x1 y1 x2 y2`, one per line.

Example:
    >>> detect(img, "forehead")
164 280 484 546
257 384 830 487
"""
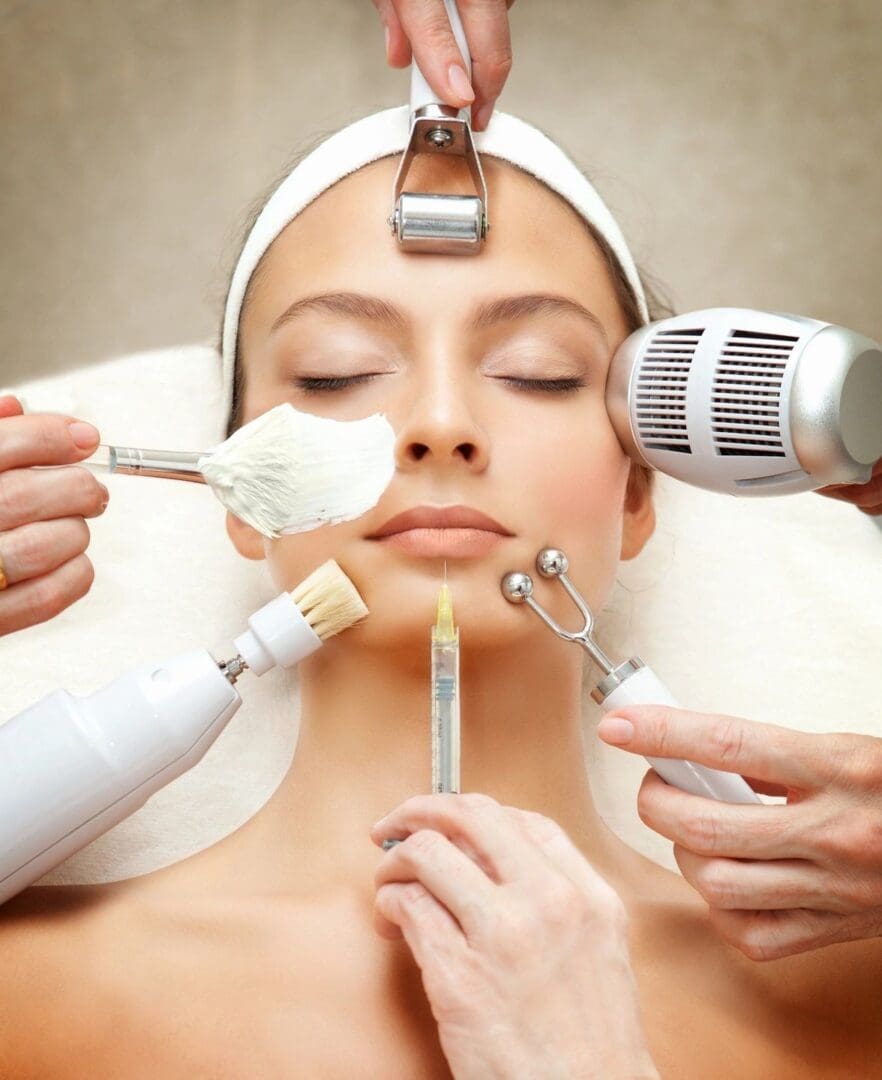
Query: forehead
240 155 630 346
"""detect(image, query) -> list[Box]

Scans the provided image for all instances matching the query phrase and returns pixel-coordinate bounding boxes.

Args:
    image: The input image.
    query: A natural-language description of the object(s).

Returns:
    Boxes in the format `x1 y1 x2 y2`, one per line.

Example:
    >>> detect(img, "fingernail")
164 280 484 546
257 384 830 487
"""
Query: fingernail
447 63 474 103
383 23 390 58
597 716 634 745
68 420 99 449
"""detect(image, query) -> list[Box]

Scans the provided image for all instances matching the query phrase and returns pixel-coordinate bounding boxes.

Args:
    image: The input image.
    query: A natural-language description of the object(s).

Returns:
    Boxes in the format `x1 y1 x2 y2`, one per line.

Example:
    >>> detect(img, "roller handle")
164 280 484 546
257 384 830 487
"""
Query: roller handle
410 0 472 116
598 663 762 804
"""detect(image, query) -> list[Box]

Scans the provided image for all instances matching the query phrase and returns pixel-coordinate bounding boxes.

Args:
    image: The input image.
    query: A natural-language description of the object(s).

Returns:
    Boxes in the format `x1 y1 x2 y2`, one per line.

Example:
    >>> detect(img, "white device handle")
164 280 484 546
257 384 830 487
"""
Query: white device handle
0 650 241 906
410 0 472 115
598 664 762 804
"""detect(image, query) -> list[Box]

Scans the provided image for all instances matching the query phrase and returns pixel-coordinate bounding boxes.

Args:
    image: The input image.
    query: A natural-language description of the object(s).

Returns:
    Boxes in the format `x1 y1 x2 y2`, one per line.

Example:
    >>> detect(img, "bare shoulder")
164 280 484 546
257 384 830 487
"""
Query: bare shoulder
0 880 137 1078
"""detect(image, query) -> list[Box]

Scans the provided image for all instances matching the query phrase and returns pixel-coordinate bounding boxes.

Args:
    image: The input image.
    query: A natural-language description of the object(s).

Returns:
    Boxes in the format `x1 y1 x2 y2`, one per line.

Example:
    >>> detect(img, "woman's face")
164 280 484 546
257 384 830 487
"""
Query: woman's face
230 154 654 653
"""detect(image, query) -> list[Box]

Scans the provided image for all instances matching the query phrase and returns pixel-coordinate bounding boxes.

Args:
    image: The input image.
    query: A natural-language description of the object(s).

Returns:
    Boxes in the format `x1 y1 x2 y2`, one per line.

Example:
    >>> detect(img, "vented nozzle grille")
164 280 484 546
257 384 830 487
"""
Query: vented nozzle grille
635 328 703 454
712 329 797 457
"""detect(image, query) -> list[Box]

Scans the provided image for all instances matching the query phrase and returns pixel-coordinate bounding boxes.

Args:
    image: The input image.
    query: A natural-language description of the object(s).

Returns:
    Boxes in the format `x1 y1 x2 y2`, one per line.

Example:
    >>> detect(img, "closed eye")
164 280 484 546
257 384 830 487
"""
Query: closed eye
496 376 585 393
293 375 586 394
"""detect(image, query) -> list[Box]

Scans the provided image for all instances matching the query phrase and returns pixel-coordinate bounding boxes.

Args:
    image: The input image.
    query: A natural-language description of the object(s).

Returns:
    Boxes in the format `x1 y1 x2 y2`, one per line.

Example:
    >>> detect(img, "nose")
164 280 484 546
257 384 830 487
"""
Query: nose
393 353 490 474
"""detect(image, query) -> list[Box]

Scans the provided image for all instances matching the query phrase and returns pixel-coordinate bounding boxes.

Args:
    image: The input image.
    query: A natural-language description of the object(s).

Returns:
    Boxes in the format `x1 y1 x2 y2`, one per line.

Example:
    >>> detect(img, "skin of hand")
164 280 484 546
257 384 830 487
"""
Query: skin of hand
815 456 882 515
596 706 882 961
370 792 660 1080
0 394 108 636
372 0 515 131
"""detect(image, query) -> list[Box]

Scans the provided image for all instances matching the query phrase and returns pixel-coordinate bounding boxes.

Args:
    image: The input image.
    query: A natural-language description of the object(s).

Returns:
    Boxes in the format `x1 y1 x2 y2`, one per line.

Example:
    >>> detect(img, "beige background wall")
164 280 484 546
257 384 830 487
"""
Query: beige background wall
1 0 880 388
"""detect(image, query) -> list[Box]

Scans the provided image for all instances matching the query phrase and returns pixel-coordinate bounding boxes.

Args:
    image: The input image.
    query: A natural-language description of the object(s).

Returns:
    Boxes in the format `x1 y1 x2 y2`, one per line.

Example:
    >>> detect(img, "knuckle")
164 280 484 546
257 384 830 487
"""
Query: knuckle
35 418 66 460
401 881 427 905
25 574 68 622
0 471 25 523
682 810 721 854
11 523 44 571
419 11 458 51
518 808 560 841
837 870 878 910
848 735 882 788
738 931 776 962
592 887 629 933
484 45 512 79
539 877 582 923
459 792 497 811
837 810 882 868
406 828 444 856
707 716 748 771
493 904 534 951
70 465 103 510
696 862 738 908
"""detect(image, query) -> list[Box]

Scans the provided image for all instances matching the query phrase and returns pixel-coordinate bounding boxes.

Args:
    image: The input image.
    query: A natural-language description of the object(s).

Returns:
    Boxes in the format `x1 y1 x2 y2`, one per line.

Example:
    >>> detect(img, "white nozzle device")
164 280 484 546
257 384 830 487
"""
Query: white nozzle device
233 592 322 675
0 590 322 906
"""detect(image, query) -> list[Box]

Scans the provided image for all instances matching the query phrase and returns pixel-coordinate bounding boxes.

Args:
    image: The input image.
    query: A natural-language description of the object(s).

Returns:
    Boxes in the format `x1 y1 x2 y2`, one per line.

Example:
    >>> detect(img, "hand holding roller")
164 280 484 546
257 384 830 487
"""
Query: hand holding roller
389 0 489 253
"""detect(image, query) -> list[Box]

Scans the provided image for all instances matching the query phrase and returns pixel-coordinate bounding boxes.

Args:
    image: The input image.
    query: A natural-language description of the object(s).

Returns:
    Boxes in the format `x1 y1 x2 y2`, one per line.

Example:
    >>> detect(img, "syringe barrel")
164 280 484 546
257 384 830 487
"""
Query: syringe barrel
0 650 241 905
431 639 460 794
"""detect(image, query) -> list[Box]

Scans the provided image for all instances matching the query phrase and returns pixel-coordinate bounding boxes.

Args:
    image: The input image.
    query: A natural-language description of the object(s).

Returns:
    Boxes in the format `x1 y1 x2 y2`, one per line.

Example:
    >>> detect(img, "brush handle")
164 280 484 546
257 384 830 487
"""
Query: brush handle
410 0 472 115
82 444 208 484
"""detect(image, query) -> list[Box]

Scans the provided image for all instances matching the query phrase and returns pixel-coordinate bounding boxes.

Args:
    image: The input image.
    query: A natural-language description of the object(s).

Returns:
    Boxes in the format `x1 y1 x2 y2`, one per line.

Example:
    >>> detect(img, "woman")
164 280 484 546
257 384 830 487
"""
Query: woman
1 115 880 1078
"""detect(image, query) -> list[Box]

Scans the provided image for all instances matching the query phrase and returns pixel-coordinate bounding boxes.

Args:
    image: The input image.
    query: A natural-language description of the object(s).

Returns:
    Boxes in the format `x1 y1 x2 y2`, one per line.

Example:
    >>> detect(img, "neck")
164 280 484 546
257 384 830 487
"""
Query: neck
202 631 630 903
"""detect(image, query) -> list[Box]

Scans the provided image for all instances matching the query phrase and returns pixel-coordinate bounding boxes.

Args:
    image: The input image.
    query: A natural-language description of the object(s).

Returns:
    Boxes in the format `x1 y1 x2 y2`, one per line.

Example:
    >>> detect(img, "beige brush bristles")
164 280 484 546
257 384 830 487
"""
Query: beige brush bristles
291 559 369 641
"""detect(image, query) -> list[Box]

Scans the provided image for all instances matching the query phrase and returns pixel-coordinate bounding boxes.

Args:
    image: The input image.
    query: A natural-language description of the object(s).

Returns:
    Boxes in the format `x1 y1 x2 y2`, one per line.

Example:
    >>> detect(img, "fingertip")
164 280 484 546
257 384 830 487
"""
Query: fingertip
447 62 475 104
67 420 101 451
596 716 635 746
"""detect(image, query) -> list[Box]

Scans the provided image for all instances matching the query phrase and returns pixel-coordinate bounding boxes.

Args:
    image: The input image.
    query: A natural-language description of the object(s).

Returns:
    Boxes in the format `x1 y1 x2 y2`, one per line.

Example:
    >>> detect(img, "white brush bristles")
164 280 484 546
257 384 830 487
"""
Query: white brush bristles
198 403 396 539
291 559 369 640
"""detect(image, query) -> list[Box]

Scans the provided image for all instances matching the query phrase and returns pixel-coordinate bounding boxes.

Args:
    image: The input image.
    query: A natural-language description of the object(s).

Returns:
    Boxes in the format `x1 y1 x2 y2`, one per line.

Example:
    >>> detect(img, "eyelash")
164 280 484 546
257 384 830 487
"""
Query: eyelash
294 375 586 395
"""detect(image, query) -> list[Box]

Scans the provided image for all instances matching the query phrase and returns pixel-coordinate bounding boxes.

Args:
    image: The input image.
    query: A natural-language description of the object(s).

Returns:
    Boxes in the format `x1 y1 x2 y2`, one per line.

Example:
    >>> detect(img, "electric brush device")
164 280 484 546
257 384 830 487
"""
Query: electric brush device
0 560 367 906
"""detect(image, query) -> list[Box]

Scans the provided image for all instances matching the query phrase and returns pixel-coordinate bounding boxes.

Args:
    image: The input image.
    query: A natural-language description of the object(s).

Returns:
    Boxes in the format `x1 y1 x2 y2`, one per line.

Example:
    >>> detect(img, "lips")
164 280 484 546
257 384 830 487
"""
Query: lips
367 505 513 539
366 505 514 558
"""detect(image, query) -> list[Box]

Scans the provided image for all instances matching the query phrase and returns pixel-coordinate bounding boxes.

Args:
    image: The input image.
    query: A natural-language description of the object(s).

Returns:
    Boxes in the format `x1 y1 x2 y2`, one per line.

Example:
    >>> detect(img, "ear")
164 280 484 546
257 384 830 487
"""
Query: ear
620 465 656 561
225 510 266 561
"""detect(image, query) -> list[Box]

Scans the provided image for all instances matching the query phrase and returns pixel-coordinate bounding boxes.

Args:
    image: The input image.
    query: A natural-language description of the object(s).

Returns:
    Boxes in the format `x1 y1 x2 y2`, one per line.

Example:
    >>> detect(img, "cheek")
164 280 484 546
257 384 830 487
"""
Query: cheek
503 401 630 609
261 527 353 595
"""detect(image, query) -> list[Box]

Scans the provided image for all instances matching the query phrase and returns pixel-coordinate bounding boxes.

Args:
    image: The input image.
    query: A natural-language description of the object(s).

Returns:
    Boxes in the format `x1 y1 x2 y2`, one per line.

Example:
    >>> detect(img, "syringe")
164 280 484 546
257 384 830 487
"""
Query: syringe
382 570 461 851
431 569 461 794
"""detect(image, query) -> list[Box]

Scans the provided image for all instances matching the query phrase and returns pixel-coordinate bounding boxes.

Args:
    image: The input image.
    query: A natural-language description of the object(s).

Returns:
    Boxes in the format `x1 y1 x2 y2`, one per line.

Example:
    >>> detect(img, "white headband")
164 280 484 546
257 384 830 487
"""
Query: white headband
220 105 648 422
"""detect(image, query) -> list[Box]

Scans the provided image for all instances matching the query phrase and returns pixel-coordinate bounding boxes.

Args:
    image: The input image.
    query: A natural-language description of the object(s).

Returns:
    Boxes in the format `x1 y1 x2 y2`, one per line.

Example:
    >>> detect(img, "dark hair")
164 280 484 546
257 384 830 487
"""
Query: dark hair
218 142 675 509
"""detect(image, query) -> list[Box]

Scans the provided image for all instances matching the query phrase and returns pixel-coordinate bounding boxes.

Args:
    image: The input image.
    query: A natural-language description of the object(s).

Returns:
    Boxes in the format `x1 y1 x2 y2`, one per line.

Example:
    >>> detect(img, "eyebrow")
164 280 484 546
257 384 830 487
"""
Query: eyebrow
270 290 608 344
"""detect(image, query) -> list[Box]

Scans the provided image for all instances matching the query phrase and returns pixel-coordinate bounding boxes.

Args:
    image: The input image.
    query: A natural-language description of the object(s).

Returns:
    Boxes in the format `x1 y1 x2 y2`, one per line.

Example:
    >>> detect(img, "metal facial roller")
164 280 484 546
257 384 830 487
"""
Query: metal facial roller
389 0 489 254
501 548 762 805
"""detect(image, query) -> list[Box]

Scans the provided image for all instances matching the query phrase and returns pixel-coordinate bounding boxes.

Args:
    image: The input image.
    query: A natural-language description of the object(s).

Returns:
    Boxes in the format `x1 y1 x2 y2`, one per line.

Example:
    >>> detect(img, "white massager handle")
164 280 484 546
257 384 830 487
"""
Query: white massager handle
598 664 762 804
410 0 472 115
